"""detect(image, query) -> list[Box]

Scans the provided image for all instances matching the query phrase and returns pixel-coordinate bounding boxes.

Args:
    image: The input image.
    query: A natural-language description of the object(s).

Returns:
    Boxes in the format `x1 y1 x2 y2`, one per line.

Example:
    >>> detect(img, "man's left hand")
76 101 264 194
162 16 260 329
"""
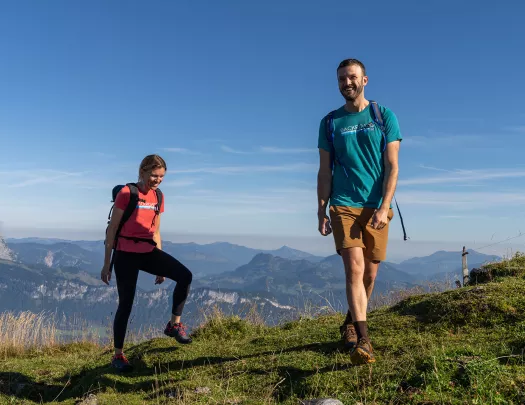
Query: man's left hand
371 208 389 230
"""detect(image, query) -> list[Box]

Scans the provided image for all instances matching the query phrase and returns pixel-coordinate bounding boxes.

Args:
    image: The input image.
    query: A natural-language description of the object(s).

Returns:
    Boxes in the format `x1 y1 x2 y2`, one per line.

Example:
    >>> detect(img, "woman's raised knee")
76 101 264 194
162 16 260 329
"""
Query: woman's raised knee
184 269 193 285
175 267 192 285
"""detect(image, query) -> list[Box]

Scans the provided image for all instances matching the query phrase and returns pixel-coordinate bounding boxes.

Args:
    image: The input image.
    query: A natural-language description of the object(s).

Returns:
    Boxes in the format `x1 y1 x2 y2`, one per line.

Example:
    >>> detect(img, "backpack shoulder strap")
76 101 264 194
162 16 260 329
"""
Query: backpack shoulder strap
113 183 139 245
108 183 139 272
324 111 336 142
324 110 336 171
369 100 387 152
155 188 163 213
120 183 139 226
369 100 384 127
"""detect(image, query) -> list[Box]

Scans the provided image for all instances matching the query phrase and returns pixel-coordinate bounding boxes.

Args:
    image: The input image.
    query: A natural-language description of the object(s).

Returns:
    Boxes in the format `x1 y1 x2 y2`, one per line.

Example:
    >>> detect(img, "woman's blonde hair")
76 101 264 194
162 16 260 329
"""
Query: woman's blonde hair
138 154 167 180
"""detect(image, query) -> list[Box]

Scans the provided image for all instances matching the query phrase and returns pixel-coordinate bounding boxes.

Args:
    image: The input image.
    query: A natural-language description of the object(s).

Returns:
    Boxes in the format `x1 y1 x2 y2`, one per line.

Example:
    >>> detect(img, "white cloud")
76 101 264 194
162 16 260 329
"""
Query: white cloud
266 187 313 194
166 188 315 215
169 188 524 214
162 148 201 155
93 152 116 158
0 170 87 188
170 162 317 175
504 126 525 133
259 146 317 154
179 206 300 217
402 136 427 147
162 179 197 187
418 165 456 173
219 145 316 154
400 168 525 186
397 190 525 207
403 133 486 148
427 117 485 124
221 146 252 154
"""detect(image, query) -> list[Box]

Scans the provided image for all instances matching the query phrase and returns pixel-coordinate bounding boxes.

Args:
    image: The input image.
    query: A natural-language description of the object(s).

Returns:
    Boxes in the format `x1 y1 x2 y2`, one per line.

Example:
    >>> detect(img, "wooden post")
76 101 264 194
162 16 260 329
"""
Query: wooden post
462 246 469 286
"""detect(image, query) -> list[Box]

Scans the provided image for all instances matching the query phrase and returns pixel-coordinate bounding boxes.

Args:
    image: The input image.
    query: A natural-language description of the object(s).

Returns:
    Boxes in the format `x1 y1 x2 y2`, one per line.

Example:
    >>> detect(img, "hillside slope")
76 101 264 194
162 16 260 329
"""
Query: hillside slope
1 254 525 404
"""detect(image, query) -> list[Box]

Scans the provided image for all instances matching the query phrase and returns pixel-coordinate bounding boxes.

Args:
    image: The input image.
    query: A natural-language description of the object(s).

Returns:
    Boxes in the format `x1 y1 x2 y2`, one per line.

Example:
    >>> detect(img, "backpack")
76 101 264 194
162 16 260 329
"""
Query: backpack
105 183 164 271
324 101 408 241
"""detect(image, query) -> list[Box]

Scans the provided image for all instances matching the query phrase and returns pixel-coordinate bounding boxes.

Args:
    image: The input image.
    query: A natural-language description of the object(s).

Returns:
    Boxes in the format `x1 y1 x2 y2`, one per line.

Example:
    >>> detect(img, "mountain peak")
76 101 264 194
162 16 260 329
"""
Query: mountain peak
250 252 276 262
0 236 15 261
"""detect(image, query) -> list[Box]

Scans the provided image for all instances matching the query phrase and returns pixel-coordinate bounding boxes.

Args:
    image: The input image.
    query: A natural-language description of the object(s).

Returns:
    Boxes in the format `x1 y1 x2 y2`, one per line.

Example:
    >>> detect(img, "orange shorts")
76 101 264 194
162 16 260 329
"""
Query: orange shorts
329 205 394 262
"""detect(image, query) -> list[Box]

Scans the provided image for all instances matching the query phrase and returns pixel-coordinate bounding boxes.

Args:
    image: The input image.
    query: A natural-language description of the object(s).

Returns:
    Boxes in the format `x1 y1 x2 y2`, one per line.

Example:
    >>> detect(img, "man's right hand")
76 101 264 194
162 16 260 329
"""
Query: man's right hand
318 214 332 236
101 264 112 285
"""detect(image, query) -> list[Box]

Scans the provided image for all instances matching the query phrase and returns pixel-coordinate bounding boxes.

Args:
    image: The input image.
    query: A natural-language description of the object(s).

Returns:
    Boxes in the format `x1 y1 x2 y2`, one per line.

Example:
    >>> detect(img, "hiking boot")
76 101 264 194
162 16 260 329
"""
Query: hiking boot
164 321 192 344
111 353 133 372
350 338 376 364
340 322 358 350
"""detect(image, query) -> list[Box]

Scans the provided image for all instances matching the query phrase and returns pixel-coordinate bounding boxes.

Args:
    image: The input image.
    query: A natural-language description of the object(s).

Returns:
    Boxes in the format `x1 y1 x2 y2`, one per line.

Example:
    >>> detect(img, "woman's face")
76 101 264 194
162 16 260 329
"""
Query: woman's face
140 167 165 190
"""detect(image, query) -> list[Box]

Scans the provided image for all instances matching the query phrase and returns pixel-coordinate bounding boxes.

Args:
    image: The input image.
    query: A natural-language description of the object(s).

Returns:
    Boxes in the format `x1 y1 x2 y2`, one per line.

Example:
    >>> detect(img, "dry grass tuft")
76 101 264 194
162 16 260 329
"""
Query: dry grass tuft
0 310 58 357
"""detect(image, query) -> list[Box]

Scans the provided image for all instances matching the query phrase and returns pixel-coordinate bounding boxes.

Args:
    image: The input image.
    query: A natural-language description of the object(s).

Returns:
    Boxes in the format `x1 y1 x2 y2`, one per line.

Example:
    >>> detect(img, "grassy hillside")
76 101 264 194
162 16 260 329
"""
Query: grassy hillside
1 254 525 404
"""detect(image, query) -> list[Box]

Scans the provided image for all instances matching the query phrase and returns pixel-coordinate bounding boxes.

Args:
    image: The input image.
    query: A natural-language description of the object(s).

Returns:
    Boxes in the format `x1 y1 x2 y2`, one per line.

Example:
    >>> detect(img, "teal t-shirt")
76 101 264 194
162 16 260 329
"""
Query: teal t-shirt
318 102 402 208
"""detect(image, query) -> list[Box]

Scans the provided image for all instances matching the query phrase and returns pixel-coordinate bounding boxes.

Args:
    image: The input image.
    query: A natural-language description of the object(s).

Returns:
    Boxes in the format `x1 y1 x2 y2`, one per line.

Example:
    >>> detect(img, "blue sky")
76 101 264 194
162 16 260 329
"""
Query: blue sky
1 0 525 260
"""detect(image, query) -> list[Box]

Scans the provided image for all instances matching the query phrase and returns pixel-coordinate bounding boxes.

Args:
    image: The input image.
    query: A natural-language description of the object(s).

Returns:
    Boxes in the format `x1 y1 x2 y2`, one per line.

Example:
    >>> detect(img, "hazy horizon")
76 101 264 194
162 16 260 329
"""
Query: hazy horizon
2 224 522 264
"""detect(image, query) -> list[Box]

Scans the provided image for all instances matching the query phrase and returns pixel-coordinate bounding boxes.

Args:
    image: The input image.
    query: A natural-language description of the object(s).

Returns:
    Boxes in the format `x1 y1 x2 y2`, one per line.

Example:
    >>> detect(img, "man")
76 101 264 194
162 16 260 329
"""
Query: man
317 58 402 364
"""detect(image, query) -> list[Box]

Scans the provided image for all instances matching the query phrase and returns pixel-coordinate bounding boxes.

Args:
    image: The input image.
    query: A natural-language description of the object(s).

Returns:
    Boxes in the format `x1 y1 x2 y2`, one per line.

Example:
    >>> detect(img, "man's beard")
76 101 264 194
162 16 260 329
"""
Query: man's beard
340 82 364 101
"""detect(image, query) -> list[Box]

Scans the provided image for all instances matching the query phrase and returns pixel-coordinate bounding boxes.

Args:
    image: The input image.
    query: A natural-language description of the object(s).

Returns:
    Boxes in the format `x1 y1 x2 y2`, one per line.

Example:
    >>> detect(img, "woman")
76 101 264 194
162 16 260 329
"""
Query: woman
101 154 193 372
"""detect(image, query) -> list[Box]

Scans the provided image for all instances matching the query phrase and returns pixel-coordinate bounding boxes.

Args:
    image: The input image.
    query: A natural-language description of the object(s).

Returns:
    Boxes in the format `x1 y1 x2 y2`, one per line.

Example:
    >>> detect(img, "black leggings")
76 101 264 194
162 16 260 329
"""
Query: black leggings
113 248 192 349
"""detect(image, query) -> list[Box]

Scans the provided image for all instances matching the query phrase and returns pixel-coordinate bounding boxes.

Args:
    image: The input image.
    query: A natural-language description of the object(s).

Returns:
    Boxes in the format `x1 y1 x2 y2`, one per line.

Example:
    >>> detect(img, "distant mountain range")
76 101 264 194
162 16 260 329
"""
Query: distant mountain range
1 236 504 331
0 258 295 332
5 237 501 284
6 238 324 277
194 253 415 301
397 249 500 281
7 241 103 273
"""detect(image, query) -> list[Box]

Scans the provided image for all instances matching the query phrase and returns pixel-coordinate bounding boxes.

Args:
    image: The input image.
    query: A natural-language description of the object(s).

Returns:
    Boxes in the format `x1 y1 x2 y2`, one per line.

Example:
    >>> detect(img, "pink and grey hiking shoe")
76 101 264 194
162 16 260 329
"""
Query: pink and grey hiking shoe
164 321 192 344
111 353 133 372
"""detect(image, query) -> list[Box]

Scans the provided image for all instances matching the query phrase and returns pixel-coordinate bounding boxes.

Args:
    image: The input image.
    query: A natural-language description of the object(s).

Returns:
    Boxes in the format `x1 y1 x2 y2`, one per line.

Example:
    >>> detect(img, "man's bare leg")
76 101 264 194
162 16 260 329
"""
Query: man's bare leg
341 247 367 326
343 257 380 322
341 248 376 363
364 258 380 300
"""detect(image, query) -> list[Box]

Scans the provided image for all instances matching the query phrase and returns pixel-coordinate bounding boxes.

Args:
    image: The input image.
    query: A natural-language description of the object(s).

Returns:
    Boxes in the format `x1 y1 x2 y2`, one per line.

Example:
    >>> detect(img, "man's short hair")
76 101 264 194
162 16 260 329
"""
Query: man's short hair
337 59 366 76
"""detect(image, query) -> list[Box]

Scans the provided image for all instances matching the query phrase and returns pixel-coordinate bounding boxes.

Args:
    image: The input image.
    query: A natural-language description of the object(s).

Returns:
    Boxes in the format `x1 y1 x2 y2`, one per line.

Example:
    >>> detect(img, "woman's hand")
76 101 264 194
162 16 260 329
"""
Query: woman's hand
101 264 112 285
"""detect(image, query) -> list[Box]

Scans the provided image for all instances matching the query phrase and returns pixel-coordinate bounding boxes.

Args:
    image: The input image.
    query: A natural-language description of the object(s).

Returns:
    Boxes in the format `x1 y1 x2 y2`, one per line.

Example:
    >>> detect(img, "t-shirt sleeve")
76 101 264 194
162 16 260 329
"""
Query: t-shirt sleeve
382 107 403 144
318 116 330 152
114 186 130 210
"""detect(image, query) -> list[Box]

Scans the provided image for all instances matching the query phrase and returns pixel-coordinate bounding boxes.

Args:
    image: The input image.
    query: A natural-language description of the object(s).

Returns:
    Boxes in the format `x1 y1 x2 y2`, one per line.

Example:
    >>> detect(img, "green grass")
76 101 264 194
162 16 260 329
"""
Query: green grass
2 254 525 404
